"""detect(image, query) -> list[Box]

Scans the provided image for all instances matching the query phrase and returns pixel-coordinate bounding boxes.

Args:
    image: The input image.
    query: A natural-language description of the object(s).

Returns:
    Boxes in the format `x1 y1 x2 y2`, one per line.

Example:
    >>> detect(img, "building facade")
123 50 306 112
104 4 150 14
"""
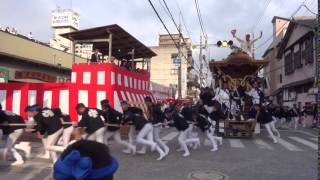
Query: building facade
262 16 290 100
0 30 86 83
149 34 193 98
49 8 93 59
263 16 316 107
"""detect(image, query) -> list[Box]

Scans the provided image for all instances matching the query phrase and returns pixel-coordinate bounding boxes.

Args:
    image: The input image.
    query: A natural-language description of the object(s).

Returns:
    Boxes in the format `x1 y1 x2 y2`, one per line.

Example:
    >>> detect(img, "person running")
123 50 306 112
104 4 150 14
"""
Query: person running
100 99 136 155
75 103 106 143
144 96 169 156
254 104 280 143
0 105 25 166
193 105 222 152
164 107 200 157
121 101 165 160
290 104 300 130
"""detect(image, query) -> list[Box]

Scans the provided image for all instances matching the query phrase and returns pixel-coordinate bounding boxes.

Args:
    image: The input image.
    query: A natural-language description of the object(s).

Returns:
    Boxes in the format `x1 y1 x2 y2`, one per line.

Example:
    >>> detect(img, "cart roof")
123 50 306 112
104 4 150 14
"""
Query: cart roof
61 24 157 60
209 52 268 78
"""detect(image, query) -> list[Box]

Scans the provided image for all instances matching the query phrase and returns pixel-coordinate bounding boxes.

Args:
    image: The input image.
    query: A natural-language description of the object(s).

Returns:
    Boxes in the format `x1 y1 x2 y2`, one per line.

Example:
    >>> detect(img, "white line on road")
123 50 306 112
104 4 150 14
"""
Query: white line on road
161 132 179 141
309 137 318 142
277 138 303 151
23 166 46 180
43 173 53 180
253 139 273 150
296 130 317 138
289 136 318 150
229 139 245 148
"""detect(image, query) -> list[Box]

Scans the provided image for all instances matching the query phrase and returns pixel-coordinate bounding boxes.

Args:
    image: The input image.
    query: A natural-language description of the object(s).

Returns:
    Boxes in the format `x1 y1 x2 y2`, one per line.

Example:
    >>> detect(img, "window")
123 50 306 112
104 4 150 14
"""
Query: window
279 74 282 83
170 68 178 75
293 46 302 69
303 36 314 64
284 50 294 75
171 53 178 59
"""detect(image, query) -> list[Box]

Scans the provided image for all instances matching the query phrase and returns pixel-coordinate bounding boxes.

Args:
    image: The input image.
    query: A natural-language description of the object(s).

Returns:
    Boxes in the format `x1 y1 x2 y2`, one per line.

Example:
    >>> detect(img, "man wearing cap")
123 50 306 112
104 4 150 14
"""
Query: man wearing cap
75 103 106 143
100 99 136 154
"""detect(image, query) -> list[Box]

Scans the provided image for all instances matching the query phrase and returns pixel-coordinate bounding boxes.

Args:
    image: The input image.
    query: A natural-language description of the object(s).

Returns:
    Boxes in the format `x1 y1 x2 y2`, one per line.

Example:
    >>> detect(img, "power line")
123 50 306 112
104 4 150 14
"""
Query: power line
147 0 201 74
180 12 192 39
160 0 201 72
194 0 206 37
251 0 272 31
302 4 318 15
157 0 172 18
256 3 305 50
171 0 192 40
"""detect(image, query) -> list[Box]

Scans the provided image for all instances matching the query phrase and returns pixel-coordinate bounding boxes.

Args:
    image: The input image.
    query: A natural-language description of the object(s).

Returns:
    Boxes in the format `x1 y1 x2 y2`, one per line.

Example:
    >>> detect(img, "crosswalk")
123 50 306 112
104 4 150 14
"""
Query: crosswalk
161 130 318 152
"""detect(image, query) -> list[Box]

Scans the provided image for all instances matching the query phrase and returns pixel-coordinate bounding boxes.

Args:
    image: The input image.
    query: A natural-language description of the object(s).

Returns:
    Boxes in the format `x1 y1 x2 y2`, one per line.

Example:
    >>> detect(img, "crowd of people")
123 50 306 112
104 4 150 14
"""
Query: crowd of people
0 80 317 179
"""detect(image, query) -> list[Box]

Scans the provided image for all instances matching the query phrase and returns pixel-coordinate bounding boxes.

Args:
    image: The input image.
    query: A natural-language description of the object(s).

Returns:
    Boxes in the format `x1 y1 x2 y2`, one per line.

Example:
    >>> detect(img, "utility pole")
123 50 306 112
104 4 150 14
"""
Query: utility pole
199 35 203 88
177 24 182 99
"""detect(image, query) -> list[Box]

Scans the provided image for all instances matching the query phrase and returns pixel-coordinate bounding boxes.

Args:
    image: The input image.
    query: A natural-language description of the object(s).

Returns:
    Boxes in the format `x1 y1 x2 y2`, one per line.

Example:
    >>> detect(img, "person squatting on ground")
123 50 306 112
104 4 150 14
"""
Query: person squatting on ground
144 96 170 156
53 140 118 180
0 104 26 166
121 100 166 160
100 99 136 155
26 105 63 163
75 103 106 143
254 104 280 143
164 107 200 157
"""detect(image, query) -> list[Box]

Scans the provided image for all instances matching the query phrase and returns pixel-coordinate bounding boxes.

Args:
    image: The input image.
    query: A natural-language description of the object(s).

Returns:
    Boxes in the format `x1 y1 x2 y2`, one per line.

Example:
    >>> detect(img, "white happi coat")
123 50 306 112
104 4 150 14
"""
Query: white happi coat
246 88 260 104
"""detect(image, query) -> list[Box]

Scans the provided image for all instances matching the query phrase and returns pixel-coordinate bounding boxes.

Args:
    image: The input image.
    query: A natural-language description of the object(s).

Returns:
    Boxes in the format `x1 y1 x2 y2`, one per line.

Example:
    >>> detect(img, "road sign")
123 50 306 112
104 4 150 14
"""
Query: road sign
173 58 181 64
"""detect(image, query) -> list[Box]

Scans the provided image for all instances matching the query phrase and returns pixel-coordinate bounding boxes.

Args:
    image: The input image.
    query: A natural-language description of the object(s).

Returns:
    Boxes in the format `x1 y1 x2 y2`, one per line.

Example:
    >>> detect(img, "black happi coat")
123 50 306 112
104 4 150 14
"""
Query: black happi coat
169 112 189 131
256 108 273 124
78 108 105 134
123 107 148 131
0 111 25 135
34 108 62 135
101 108 122 131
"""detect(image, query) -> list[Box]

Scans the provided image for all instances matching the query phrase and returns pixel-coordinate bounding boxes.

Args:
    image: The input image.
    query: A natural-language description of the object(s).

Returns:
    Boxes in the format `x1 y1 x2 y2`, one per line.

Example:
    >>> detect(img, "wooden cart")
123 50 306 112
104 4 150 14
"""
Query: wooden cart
209 52 268 138
224 119 256 138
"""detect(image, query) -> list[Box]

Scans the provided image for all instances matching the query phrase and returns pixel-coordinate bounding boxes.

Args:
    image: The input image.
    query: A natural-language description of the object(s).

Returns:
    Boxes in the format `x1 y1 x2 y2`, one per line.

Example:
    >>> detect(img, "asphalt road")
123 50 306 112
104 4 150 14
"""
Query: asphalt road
0 127 317 180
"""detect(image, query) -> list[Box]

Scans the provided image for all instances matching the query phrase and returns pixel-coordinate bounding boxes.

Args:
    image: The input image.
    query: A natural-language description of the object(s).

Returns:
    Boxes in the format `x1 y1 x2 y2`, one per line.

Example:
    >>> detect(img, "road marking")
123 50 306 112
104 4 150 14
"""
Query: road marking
43 173 53 180
229 139 245 148
22 166 46 180
277 138 303 151
296 130 317 138
253 139 273 150
161 132 179 141
309 137 318 142
289 136 318 150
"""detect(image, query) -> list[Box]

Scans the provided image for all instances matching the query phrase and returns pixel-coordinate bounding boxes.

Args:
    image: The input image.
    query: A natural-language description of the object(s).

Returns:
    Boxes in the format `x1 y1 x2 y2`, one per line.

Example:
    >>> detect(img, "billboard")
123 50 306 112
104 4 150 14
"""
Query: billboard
51 9 79 30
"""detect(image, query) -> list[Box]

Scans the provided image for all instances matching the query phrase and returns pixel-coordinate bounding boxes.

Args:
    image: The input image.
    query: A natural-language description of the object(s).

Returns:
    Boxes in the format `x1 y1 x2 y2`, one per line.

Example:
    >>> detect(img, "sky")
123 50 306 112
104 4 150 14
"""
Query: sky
0 0 317 69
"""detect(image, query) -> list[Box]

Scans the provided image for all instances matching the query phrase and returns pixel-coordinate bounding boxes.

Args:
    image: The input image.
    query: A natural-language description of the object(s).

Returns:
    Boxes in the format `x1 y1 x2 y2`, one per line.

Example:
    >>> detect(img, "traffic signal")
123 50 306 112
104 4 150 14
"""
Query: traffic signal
217 40 233 47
